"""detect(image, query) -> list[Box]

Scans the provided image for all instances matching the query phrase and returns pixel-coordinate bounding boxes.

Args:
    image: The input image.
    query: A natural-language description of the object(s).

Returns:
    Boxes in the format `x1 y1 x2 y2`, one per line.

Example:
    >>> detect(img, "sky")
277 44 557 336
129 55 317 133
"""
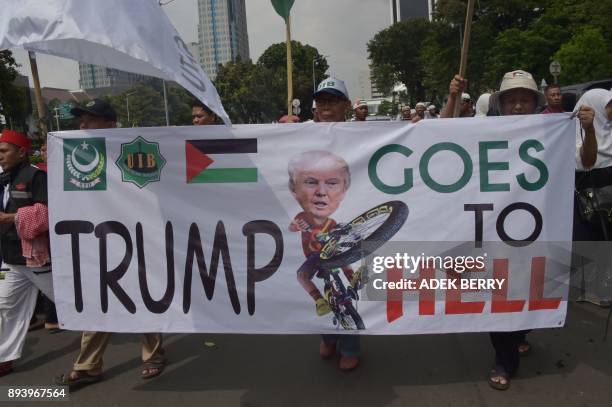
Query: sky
12 0 390 101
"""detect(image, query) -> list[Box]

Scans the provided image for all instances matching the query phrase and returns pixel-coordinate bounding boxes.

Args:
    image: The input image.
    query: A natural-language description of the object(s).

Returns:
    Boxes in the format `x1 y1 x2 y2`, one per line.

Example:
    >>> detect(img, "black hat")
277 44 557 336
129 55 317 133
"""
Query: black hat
71 99 117 122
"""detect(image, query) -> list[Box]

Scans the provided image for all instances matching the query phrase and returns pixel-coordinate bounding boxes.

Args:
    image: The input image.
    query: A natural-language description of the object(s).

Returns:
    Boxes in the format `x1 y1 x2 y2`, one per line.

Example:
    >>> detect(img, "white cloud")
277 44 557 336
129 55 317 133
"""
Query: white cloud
13 0 389 101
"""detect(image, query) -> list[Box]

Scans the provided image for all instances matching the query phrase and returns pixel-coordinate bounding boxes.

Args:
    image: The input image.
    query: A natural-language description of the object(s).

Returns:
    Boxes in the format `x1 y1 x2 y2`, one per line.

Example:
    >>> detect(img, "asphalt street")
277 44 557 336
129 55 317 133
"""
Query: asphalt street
1 302 611 407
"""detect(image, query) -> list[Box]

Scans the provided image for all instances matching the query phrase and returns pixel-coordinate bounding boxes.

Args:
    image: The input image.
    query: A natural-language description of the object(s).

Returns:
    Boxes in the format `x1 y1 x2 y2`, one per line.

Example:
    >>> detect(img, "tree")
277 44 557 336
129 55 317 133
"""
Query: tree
425 0 548 95
368 18 434 101
214 42 329 123
554 26 612 84
0 50 29 131
164 84 193 126
145 79 193 126
257 41 329 122
368 0 612 103
107 83 165 127
377 100 396 117
215 59 278 123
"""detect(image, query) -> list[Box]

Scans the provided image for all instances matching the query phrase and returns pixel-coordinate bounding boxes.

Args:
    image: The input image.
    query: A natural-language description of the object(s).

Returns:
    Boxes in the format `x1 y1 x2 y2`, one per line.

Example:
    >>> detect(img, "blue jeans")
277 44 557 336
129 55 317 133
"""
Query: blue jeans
321 334 360 357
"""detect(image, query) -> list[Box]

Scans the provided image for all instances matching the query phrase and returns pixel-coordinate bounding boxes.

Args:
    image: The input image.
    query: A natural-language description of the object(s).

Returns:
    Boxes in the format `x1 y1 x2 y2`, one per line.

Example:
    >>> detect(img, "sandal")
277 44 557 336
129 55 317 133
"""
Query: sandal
518 341 531 357
55 370 103 390
44 322 60 330
488 366 510 391
141 363 165 379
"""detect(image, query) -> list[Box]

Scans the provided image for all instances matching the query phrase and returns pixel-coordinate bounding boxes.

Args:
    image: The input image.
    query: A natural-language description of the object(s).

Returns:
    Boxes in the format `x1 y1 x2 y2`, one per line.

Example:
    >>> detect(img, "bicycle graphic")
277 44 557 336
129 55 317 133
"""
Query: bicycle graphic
313 200 408 330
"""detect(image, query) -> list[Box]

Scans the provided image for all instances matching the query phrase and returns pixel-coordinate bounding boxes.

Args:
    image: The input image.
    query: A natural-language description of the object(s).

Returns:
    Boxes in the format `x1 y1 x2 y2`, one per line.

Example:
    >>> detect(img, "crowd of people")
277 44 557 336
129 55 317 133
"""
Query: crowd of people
0 67 611 393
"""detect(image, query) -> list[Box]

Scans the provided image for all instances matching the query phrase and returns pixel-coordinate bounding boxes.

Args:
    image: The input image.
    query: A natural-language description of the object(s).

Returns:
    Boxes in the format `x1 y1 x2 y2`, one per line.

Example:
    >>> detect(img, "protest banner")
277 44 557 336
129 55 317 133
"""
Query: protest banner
48 115 575 334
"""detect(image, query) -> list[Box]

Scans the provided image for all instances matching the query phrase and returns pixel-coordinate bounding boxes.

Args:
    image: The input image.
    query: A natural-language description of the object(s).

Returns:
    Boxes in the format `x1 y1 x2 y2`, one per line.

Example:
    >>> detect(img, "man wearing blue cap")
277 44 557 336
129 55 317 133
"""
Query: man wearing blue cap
304 77 361 371
313 77 352 122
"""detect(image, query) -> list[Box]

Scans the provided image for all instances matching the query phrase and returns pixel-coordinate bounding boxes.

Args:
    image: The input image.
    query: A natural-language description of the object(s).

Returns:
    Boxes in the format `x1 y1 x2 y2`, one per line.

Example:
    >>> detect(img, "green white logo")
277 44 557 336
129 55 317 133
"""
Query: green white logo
115 136 166 188
318 80 336 90
64 138 107 191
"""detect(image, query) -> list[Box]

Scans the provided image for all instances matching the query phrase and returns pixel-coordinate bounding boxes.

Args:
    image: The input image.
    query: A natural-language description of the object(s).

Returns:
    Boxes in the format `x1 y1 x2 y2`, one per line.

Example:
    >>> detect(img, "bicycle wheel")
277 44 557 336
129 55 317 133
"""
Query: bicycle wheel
318 201 408 269
340 303 365 330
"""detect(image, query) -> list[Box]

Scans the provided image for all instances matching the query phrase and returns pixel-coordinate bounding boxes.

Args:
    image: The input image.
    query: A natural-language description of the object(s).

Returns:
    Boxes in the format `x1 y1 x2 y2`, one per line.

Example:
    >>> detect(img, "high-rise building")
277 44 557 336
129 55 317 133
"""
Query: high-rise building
358 70 373 100
197 0 250 78
187 42 202 67
78 63 144 91
390 0 436 23
358 69 385 100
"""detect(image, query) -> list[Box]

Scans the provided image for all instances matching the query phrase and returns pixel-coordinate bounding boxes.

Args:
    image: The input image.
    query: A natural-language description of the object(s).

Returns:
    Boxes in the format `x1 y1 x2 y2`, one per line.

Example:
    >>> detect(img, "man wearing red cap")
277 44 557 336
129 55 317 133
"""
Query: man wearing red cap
0 129 52 377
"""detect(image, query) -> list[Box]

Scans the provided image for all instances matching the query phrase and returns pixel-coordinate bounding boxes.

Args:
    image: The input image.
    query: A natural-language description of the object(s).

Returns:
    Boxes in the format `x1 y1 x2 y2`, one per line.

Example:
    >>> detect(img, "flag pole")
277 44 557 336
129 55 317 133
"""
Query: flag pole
286 14 293 122
453 0 475 118
28 51 48 136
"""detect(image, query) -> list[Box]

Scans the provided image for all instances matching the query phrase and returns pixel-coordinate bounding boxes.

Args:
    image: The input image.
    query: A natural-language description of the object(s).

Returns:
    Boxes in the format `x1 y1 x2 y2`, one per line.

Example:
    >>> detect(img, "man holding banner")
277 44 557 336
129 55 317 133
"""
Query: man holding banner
56 102 166 389
443 69 597 390
306 77 361 371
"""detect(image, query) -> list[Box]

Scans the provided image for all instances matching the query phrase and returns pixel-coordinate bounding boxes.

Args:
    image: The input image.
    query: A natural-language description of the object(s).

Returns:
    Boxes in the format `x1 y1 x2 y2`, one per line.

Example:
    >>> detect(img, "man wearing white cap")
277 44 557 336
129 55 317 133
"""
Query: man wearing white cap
440 78 475 118
352 99 368 121
444 69 595 390
461 93 475 117
400 105 412 121
427 105 439 119
412 102 426 123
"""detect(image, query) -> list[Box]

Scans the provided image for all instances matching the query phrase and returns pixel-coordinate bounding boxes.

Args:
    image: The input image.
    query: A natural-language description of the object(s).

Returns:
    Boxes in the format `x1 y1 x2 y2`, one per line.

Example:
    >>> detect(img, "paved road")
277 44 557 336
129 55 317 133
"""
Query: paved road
1 302 611 407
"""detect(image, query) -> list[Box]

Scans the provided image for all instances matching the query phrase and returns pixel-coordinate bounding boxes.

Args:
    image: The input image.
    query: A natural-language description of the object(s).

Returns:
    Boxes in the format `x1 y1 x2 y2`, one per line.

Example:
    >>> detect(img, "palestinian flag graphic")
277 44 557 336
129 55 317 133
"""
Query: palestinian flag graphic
185 139 258 183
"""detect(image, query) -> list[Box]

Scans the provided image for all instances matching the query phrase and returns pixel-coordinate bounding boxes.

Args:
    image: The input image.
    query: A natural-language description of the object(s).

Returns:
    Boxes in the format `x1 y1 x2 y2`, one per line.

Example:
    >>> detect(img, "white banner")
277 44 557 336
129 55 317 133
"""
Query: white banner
48 115 576 334
0 0 230 124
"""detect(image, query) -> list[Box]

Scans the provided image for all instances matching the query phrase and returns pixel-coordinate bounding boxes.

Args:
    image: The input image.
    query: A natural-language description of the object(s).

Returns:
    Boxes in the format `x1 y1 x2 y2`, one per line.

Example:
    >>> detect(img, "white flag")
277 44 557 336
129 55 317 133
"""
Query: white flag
0 0 230 124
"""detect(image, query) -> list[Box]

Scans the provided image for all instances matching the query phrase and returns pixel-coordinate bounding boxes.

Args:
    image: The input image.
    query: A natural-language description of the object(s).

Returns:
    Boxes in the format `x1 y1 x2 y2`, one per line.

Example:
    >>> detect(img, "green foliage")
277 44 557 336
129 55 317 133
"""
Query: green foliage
215 58 278 123
420 21 460 102
0 50 29 131
257 41 328 122
377 100 396 117
368 0 612 101
554 26 612 85
368 18 433 101
105 81 191 128
214 41 328 123
106 83 163 127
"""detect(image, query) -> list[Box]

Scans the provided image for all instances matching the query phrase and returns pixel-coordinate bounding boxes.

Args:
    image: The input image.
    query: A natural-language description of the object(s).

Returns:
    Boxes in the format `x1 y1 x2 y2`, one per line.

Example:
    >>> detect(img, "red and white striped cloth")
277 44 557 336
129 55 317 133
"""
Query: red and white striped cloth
15 203 50 267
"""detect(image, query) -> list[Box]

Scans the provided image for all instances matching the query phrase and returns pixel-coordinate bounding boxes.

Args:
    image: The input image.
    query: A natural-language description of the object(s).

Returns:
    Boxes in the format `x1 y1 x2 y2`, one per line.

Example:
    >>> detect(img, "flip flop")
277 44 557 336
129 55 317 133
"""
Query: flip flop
141 363 165 379
488 366 510 391
55 371 103 390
